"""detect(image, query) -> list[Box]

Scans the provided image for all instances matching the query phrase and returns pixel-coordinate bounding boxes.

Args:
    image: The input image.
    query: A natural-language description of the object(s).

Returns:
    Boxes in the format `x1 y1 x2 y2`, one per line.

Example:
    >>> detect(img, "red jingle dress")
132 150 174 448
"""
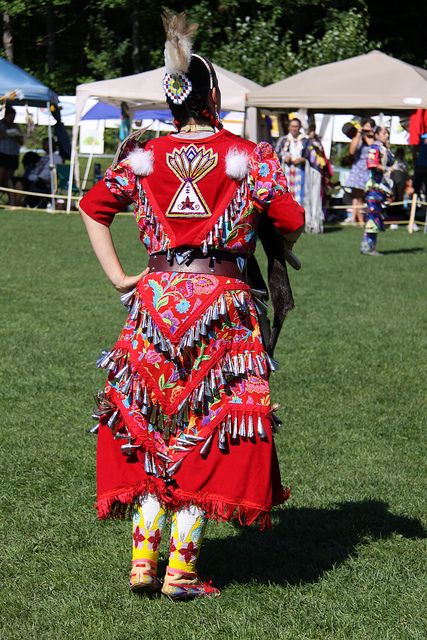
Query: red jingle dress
80 128 304 528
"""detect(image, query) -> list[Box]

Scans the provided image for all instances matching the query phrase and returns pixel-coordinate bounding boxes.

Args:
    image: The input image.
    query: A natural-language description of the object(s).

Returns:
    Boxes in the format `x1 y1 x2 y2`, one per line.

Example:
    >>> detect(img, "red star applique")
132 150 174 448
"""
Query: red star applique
181 195 195 210
148 529 162 552
178 541 197 564
133 526 145 548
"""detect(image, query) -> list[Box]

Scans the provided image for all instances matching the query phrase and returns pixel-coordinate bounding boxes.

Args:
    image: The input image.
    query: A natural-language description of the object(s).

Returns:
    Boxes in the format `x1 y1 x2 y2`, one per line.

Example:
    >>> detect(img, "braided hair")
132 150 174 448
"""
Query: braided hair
166 55 223 131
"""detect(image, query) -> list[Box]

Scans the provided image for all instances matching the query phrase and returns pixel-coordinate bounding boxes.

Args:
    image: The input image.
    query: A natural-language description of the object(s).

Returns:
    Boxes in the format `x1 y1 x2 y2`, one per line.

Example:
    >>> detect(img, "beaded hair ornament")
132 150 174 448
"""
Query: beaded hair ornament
162 10 198 105
163 72 192 105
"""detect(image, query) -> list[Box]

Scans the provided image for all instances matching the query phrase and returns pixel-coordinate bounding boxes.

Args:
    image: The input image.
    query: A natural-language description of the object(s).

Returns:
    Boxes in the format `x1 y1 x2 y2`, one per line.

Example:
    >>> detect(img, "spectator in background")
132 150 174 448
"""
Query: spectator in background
344 117 375 226
276 117 307 206
0 106 24 201
27 137 61 196
390 147 409 205
119 101 131 142
10 150 40 206
303 124 333 233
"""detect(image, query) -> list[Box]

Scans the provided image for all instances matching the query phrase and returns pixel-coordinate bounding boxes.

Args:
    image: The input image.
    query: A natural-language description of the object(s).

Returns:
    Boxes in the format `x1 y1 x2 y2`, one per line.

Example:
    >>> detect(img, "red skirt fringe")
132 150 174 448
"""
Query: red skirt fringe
96 425 289 530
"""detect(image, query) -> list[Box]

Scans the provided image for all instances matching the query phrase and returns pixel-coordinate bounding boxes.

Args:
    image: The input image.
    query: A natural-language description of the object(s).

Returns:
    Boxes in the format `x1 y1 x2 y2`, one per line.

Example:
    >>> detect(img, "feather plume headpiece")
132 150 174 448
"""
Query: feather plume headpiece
162 10 198 75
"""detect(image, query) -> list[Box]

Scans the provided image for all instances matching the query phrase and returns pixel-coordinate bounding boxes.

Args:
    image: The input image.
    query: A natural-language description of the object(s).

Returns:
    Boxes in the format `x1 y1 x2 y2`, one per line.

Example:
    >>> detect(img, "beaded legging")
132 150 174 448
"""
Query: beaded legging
132 494 207 575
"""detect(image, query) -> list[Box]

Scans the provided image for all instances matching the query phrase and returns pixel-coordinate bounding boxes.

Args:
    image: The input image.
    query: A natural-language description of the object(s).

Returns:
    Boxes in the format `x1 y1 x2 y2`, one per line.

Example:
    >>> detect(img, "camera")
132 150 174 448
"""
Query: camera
342 118 362 139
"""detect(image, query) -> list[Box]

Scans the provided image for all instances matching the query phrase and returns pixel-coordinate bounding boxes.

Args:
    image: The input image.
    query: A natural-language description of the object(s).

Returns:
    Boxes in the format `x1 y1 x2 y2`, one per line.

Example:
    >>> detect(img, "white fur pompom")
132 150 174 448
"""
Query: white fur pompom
127 149 154 176
225 148 250 180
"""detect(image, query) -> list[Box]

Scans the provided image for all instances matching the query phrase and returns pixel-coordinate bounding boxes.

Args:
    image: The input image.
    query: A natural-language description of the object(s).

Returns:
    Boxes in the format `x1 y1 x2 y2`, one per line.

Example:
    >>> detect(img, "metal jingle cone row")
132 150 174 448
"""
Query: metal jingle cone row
120 288 254 361
136 177 248 259
93 342 277 447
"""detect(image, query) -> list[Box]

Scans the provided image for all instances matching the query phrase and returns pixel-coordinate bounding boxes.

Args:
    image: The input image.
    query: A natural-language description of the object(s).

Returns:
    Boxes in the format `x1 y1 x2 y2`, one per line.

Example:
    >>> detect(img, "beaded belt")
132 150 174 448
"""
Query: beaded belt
148 250 248 282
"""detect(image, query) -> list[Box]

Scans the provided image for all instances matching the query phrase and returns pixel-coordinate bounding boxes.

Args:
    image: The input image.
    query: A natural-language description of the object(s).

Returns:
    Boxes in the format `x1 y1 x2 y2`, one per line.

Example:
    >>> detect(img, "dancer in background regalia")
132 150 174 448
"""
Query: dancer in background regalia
360 126 394 256
79 11 304 599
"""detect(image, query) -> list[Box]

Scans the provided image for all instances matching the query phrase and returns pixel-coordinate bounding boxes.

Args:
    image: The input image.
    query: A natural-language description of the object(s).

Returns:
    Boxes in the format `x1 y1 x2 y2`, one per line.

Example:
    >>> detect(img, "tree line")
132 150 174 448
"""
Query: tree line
1 0 425 94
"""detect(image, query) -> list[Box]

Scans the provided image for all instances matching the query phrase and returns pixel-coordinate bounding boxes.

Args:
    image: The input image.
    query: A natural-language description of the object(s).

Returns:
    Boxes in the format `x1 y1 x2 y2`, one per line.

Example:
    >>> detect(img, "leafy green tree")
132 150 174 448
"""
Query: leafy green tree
297 6 379 70
0 0 426 95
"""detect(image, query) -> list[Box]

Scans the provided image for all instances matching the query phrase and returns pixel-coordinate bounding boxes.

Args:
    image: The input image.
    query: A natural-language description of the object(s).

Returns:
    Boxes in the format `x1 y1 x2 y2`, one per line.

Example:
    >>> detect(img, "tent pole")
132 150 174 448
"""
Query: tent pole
408 193 418 233
67 97 85 212
47 101 55 211
66 126 77 212
81 152 94 191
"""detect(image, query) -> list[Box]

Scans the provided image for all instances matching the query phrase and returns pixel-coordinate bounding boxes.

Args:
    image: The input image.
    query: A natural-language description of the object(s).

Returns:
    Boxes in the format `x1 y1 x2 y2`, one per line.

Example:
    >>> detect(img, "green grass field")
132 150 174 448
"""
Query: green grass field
0 210 426 640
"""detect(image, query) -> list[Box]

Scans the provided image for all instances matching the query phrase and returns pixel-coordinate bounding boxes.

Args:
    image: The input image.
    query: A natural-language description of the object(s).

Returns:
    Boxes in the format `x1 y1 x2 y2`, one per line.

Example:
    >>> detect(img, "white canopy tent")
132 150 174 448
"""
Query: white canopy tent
67 65 260 210
247 51 427 112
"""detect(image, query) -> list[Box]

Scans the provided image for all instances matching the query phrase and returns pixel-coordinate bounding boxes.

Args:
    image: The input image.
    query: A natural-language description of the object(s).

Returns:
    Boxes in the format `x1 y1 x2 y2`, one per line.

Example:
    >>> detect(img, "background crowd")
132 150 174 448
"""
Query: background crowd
1 103 427 245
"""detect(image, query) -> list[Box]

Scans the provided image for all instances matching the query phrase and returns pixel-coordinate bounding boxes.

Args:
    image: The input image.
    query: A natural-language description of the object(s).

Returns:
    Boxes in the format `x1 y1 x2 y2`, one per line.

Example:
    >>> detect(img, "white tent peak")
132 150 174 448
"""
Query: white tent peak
247 50 427 111
75 64 260 115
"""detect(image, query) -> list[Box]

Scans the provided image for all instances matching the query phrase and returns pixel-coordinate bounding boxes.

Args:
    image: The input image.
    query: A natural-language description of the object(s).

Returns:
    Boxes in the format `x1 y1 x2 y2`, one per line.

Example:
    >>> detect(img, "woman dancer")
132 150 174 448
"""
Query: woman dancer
360 126 394 255
79 11 304 599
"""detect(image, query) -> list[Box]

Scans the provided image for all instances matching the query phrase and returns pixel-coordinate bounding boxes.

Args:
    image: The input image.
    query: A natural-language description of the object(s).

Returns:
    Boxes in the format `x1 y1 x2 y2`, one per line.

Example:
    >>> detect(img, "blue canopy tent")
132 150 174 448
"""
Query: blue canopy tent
0 57 58 106
0 57 60 208
81 102 173 122
81 101 227 122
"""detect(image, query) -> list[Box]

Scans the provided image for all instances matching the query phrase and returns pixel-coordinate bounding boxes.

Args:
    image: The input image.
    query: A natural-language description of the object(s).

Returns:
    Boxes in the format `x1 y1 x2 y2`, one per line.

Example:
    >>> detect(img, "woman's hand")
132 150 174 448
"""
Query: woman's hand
80 210 149 292
113 268 149 293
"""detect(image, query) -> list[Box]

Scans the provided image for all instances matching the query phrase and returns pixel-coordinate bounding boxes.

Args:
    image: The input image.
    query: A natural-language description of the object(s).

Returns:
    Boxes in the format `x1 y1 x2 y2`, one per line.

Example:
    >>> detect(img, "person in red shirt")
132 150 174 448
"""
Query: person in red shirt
80 11 304 600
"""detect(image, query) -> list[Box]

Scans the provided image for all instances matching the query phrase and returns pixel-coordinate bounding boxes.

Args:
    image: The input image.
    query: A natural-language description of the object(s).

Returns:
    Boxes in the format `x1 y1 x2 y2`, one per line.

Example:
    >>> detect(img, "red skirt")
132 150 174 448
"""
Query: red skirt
93 271 289 528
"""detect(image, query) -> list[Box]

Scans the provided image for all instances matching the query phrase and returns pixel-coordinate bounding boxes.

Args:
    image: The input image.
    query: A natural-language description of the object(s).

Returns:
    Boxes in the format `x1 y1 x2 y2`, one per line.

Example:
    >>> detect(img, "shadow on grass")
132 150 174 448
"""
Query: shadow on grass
381 247 425 256
323 225 344 233
202 500 426 587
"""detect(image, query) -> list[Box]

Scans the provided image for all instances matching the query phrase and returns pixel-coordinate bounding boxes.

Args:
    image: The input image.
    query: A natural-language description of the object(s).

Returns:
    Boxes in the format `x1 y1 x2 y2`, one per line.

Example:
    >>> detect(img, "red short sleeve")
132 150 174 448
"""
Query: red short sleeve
79 180 128 227
267 191 305 234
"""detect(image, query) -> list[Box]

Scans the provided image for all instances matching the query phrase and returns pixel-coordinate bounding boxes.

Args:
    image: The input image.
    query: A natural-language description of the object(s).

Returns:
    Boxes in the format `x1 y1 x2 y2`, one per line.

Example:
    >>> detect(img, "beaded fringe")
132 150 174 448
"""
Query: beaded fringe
137 178 248 254
92 345 281 476
121 285 278 365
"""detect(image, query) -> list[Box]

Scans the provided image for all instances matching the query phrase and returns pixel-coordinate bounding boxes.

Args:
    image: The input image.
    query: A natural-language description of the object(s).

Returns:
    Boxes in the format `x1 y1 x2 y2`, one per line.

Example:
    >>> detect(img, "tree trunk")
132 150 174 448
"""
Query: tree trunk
131 5 140 72
46 1 55 73
3 12 13 62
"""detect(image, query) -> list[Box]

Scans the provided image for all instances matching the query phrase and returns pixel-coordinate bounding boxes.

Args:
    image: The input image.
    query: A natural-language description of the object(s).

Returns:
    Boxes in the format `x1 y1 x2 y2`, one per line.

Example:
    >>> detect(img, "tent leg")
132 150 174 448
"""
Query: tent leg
408 193 417 233
66 144 75 212
66 111 82 213
81 152 94 191
47 102 55 211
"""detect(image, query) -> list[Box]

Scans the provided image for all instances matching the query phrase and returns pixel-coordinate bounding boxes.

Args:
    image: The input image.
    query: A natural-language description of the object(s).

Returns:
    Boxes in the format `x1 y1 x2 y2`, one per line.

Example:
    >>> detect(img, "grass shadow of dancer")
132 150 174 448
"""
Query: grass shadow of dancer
380 247 425 256
200 500 426 587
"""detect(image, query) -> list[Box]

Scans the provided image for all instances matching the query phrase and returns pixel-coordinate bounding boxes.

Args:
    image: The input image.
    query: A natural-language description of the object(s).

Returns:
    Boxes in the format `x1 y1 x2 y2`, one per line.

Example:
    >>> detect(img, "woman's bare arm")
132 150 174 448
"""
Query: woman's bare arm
80 209 148 293
349 132 361 156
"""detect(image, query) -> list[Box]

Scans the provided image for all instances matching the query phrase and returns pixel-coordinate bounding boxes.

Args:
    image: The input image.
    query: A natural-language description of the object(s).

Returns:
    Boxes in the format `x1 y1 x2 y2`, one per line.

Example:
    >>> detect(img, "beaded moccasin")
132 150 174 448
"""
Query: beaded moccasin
161 567 220 600
129 559 161 594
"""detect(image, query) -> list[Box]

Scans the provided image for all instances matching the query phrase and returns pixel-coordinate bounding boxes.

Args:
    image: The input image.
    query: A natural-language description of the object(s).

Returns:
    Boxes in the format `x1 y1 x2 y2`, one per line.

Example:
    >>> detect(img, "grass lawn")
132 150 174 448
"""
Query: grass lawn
0 210 426 640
